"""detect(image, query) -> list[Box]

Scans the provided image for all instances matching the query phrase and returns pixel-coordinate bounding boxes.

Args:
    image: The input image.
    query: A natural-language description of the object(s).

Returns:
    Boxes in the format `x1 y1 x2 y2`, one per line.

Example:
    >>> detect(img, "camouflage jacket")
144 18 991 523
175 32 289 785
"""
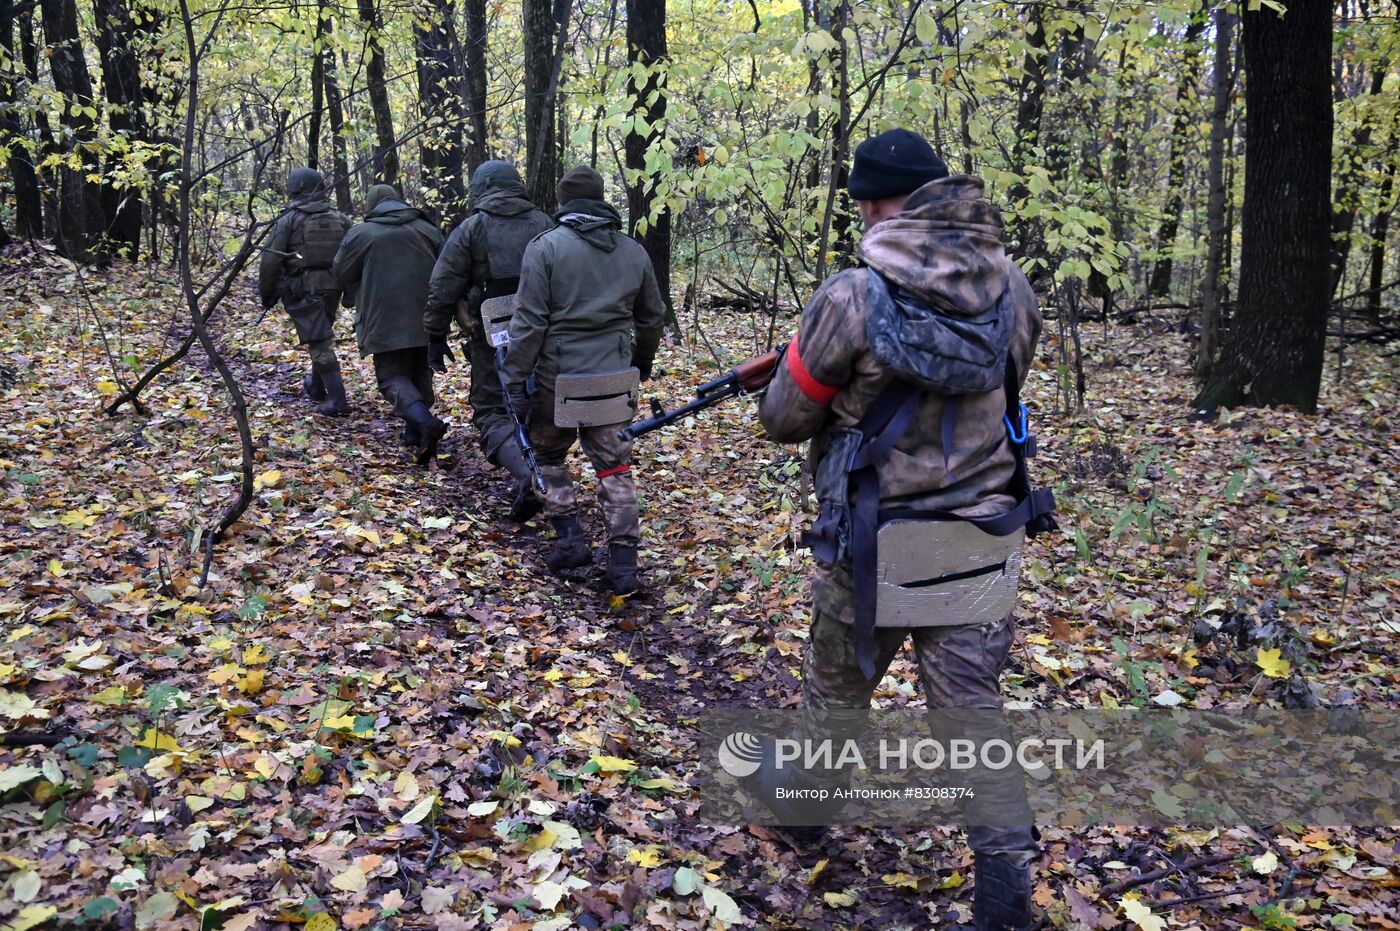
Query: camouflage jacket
758 176 1042 620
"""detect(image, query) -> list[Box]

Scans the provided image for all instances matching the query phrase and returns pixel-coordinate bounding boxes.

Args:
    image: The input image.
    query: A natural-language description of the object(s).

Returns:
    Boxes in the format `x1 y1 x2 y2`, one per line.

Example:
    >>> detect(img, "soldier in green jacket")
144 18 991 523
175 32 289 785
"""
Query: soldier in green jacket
424 162 552 516
258 167 352 416
502 166 666 594
332 185 447 464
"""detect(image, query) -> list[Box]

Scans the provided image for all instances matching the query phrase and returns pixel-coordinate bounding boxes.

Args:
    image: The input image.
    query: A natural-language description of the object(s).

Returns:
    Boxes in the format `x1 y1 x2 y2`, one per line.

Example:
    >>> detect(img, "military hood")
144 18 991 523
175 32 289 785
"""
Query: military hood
858 176 1014 395
470 160 536 217
857 176 1011 318
554 198 623 252
290 195 333 214
365 198 428 225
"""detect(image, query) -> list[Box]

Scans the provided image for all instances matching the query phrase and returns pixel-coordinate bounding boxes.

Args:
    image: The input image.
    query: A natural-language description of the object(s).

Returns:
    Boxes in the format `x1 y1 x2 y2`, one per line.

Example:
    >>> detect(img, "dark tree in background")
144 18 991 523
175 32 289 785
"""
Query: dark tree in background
624 0 670 316
1195 1 1333 413
317 0 352 212
1006 6 1046 259
40 0 108 260
414 0 466 222
523 0 569 211
1147 6 1207 298
0 0 42 239
357 0 398 186
1195 5 1235 384
462 0 489 170
93 0 146 255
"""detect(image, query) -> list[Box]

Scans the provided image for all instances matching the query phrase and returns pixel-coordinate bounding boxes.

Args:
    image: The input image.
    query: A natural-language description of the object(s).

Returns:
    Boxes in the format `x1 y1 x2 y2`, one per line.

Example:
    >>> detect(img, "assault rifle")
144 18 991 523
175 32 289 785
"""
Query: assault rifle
620 345 785 442
497 346 547 496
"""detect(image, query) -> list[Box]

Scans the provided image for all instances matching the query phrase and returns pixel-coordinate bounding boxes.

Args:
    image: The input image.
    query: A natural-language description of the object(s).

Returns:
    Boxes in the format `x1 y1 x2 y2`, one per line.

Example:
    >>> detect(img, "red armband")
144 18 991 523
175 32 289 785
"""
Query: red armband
786 338 840 405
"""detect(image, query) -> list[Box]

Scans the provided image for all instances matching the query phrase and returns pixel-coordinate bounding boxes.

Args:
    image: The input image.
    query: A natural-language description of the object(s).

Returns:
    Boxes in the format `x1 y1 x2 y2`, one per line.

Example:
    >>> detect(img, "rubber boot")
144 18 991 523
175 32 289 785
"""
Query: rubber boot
303 370 327 402
314 368 350 417
496 441 543 522
737 736 838 847
606 543 640 595
545 516 591 572
404 401 446 465
973 852 1034 931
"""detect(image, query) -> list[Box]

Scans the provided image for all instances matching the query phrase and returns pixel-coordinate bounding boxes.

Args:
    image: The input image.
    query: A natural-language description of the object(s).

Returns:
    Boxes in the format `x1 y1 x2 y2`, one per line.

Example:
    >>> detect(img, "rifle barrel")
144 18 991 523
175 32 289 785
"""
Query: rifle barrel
619 381 742 441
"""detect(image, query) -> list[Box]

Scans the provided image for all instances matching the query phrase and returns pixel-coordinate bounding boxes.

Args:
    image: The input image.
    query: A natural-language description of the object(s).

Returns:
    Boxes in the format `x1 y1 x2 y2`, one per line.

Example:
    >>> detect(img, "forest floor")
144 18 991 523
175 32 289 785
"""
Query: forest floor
1 245 1397 931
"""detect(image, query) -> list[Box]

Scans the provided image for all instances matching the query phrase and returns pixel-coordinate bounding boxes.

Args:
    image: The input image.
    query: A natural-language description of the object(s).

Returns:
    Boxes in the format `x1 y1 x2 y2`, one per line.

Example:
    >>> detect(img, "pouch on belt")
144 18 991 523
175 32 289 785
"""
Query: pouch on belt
479 295 517 349
554 369 640 427
874 519 1024 627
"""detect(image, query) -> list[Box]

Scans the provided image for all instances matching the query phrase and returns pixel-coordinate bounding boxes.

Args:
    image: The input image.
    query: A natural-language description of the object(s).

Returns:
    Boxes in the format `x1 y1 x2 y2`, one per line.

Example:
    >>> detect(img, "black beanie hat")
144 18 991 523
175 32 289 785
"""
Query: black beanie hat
557 165 605 205
847 129 948 201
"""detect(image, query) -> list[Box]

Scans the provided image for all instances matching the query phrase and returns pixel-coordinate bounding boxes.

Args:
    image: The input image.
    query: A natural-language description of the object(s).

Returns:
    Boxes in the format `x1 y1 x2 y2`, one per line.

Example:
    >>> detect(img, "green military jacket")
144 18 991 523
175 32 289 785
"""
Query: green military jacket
331 199 444 357
501 199 666 393
257 195 350 306
423 162 552 340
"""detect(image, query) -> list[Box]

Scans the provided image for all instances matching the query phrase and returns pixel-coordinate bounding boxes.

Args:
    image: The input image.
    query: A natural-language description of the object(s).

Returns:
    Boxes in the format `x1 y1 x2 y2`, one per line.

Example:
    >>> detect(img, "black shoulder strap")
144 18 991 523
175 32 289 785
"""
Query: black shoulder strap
1002 357 1058 537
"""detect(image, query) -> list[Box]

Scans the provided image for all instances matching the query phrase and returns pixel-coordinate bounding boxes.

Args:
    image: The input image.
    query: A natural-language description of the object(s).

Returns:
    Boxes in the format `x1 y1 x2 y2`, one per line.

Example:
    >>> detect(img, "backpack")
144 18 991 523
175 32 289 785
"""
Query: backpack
804 270 1057 680
293 209 350 270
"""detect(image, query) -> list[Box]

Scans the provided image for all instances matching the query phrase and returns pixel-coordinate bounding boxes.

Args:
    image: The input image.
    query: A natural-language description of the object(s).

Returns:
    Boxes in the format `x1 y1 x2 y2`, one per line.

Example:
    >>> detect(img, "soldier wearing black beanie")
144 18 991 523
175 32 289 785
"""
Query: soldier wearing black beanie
846 128 950 201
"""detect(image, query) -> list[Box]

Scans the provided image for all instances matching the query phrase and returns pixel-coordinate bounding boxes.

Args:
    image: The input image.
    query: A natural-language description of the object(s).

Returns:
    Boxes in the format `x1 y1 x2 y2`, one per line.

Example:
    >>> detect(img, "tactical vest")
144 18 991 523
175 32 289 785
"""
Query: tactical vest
288 206 349 293
805 269 1057 680
480 210 552 300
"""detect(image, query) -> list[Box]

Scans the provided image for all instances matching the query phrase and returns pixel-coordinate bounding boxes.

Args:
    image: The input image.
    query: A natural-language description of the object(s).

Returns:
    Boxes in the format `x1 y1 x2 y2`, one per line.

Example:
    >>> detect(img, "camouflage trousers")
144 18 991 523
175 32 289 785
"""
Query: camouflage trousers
800 604 1036 858
528 389 639 546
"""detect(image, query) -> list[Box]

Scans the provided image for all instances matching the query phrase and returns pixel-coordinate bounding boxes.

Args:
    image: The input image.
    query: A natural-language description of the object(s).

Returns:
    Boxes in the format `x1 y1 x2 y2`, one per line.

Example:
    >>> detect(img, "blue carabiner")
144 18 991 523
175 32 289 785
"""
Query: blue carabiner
1004 403 1029 445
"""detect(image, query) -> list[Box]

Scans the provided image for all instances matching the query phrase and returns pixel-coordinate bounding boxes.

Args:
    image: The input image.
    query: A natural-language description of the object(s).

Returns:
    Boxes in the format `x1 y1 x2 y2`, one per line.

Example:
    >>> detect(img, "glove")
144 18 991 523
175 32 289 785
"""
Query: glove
507 383 531 421
427 338 455 374
634 359 654 382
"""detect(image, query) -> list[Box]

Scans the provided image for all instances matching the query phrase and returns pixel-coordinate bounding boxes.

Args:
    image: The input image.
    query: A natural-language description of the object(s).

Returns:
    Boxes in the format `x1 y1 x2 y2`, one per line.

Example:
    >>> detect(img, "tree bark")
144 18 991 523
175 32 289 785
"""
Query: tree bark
814 0 851 281
1365 129 1397 324
1330 65 1388 294
523 0 569 211
1147 7 1208 297
414 0 465 223
318 0 351 212
93 0 146 255
1194 1 1332 414
1006 6 1045 258
357 0 398 185
462 0 488 170
1195 6 1235 384
624 0 672 327
308 0 324 168
40 0 108 261
0 0 42 238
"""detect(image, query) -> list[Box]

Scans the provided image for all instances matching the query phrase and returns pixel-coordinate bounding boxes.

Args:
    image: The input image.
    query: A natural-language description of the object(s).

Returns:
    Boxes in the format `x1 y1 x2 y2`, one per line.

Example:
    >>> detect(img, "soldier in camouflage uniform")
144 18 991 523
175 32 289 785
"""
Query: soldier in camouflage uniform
424 162 553 516
753 130 1044 930
259 167 353 416
502 166 666 594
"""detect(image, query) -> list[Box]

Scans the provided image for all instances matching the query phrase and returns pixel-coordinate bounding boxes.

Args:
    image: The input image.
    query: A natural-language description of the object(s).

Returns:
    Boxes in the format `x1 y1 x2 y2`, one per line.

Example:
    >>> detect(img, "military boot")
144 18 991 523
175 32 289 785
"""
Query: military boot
401 422 421 448
737 736 836 847
302 371 327 402
404 401 447 465
606 543 640 595
496 441 542 522
314 369 350 417
546 517 591 572
973 852 1033 931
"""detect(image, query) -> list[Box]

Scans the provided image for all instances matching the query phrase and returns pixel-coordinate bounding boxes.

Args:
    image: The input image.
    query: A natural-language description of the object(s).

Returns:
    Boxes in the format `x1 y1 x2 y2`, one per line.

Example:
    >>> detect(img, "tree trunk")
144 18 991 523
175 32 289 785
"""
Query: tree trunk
624 0 673 327
1006 6 1046 258
1194 1 1332 414
308 1 324 169
1 0 42 238
414 0 465 223
1147 7 1208 297
1195 6 1235 384
814 0 850 281
357 0 397 185
40 0 108 261
93 0 145 255
319 0 351 212
523 0 569 211
463 0 488 170
1365 134 1396 324
1330 65 1388 295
